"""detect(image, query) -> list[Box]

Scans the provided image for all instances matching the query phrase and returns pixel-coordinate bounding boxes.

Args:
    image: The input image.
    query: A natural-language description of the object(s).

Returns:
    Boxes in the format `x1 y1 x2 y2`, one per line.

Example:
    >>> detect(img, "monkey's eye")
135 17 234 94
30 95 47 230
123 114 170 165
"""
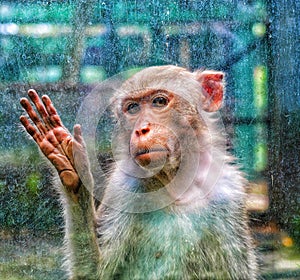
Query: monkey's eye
126 102 140 114
152 96 168 108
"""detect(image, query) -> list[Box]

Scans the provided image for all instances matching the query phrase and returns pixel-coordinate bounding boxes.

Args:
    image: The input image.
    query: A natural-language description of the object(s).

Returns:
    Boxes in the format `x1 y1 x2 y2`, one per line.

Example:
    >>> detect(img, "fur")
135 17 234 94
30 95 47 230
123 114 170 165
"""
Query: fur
46 66 258 279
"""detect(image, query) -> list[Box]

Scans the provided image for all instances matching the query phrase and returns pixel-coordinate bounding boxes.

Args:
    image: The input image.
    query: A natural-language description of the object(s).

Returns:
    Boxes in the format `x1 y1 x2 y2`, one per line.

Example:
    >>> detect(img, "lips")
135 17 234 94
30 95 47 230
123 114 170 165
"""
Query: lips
135 148 167 157
133 147 169 167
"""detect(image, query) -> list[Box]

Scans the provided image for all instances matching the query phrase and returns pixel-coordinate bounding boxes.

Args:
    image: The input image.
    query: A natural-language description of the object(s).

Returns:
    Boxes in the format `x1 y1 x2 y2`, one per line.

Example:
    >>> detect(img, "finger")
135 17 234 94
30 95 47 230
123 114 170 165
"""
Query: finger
73 124 84 145
20 115 43 143
41 95 63 127
20 98 48 135
28 90 51 127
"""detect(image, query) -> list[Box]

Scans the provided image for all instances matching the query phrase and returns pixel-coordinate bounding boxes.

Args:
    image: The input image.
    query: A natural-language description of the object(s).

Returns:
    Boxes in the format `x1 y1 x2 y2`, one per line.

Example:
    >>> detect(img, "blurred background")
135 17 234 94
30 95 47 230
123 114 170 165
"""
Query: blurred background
0 0 299 279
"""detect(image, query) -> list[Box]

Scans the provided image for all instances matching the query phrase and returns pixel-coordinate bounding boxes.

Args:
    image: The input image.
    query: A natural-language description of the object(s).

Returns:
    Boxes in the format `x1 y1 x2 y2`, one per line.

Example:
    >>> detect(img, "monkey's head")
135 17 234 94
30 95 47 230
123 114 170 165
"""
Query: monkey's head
114 66 224 180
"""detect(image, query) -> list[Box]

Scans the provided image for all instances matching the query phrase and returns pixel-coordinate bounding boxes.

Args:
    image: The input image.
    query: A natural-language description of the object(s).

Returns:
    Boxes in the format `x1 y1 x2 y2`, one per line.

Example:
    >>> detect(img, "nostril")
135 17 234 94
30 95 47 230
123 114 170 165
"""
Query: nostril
141 128 150 134
135 126 150 137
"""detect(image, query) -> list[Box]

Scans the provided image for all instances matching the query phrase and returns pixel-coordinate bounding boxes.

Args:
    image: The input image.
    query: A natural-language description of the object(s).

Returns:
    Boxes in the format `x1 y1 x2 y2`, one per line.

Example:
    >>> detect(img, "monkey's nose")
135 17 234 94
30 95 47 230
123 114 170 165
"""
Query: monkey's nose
135 126 150 137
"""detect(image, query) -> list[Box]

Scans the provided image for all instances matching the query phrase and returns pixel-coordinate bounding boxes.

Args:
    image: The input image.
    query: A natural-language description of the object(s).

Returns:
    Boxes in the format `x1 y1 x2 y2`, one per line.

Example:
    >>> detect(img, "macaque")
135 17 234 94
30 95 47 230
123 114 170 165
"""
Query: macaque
20 65 258 279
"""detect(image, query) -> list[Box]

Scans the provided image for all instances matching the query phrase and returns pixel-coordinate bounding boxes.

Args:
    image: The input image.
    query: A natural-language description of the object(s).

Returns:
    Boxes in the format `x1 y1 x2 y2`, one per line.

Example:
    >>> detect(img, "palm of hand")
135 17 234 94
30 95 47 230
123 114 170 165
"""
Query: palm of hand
20 89 84 192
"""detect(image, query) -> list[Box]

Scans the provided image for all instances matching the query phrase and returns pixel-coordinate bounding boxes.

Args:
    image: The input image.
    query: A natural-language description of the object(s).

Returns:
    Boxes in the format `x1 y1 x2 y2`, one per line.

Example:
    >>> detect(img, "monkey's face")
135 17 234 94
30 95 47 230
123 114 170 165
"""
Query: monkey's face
113 66 224 182
119 89 183 170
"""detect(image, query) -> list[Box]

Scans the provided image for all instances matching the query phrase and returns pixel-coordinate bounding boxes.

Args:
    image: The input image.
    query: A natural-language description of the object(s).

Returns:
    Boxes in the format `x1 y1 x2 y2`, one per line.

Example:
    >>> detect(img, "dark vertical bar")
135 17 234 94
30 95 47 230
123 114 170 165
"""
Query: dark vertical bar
61 0 96 83
266 0 300 235
101 1 122 76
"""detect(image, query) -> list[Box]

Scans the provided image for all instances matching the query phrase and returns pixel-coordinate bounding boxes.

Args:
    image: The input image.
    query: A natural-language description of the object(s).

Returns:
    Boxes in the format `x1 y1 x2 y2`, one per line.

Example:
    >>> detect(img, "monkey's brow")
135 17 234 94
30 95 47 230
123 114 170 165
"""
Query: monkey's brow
121 89 170 102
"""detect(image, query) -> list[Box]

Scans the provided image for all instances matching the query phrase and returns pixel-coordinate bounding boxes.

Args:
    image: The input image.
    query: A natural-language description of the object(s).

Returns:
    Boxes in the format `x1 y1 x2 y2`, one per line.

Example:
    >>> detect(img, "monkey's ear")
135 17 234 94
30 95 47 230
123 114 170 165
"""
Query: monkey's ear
195 70 225 112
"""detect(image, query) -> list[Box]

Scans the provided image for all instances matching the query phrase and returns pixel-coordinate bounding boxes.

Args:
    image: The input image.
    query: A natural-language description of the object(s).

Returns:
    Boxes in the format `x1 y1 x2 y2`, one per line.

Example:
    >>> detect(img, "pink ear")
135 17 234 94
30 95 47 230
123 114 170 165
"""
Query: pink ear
195 70 225 112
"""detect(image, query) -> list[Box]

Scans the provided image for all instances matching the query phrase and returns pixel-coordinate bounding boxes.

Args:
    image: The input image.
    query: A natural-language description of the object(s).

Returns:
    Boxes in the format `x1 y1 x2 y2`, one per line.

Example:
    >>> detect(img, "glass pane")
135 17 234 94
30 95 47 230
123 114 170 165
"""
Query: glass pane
1 1 299 279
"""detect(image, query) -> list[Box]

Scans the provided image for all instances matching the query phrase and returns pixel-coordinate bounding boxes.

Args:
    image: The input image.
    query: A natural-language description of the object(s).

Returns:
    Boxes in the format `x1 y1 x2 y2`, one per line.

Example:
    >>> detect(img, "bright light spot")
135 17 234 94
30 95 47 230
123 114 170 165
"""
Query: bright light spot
282 236 294 247
253 65 268 112
37 24 52 35
81 66 106 83
254 143 267 172
47 66 62 81
0 23 19 35
252 22 266 38
0 5 11 17
6 23 19 35
20 24 58 37
26 66 62 83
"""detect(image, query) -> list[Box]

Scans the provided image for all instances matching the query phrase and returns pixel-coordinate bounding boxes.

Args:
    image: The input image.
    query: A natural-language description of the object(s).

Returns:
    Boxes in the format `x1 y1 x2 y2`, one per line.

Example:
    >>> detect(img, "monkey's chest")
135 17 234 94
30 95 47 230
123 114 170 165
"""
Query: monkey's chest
115 214 201 279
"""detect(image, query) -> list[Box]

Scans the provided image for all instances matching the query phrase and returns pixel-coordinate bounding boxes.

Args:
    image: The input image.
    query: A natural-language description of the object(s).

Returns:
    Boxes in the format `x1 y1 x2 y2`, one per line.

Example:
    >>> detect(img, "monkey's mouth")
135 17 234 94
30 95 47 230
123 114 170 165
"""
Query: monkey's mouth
135 148 167 157
133 148 169 167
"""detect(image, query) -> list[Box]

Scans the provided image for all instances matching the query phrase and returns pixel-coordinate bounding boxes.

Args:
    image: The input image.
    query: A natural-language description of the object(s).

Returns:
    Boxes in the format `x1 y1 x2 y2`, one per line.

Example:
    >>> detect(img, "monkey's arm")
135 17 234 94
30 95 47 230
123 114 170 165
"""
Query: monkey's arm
20 90 101 278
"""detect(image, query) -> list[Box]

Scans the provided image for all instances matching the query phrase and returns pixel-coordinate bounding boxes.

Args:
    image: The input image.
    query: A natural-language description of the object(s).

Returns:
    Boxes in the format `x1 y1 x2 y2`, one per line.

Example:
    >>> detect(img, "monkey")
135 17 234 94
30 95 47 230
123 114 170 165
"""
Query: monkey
20 65 258 280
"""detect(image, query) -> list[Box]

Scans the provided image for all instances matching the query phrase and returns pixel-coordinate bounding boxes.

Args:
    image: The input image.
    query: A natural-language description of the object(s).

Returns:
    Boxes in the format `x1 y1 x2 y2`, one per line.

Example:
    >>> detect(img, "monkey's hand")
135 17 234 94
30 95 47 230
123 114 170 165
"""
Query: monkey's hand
20 89 87 194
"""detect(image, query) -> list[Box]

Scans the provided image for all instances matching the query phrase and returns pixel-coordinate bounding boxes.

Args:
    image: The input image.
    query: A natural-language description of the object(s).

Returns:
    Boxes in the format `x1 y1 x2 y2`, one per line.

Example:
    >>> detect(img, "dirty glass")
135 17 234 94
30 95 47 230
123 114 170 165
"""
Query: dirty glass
0 0 299 279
